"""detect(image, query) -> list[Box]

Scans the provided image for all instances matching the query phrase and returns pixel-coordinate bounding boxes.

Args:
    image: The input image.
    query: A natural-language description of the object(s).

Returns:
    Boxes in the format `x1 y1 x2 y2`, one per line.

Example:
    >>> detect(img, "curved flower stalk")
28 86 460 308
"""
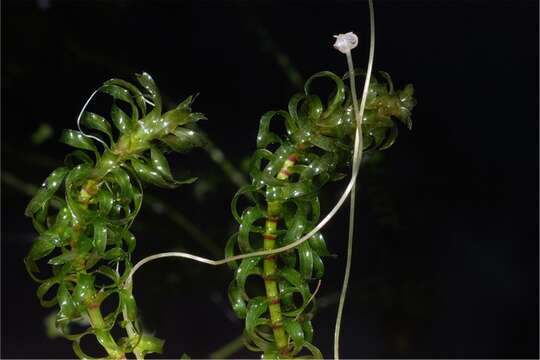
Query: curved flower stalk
24 72 205 359
226 70 416 358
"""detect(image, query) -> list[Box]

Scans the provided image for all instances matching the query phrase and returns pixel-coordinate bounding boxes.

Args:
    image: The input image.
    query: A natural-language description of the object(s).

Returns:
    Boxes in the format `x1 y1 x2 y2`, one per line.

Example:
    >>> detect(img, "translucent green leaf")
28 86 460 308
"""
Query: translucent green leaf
57 283 78 324
97 189 113 217
136 73 159 102
301 320 314 343
257 111 286 149
297 241 313 280
131 158 171 188
283 319 305 352
303 341 323 359
122 231 136 253
93 222 107 255
161 127 205 153
162 106 206 130
245 297 270 350
308 233 329 256
81 112 113 143
228 281 247 319
101 84 133 103
103 248 124 261
60 130 97 152
48 251 77 266
150 145 173 180
119 289 137 321
133 334 164 357
73 273 95 310
25 167 69 217
224 232 239 270
27 234 57 261
238 206 266 253
305 71 345 117
236 256 262 295
111 103 131 133
36 278 59 307
312 253 325 279
104 78 147 116
231 185 262 224
278 267 310 304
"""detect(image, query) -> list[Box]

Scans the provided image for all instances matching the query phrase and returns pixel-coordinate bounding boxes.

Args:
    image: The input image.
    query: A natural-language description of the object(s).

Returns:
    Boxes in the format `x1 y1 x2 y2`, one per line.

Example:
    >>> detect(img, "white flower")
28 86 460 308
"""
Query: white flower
333 32 358 54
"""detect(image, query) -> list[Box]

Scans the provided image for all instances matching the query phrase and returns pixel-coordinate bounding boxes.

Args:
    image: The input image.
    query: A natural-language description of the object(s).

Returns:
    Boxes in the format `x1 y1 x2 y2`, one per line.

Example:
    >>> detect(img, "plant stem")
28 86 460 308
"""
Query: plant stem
263 152 299 356
263 200 288 354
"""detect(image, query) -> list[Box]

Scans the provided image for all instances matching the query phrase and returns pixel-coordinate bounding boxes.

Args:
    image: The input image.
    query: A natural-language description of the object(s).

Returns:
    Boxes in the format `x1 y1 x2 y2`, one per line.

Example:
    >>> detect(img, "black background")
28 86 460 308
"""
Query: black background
2 0 538 358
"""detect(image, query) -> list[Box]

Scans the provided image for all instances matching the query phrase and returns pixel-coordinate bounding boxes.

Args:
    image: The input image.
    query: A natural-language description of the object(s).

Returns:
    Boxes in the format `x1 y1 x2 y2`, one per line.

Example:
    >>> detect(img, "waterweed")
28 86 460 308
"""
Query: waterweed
24 3 416 358
24 72 206 359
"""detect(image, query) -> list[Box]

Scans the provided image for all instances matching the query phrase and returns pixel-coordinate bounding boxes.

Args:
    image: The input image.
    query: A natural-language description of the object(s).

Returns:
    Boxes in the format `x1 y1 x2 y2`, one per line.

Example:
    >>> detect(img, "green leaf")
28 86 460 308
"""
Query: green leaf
131 158 170 188
103 248 124 261
256 111 286 149
48 251 77 266
122 231 136 253
136 73 159 101
111 103 132 133
308 232 329 256
104 78 147 116
236 256 262 296
279 267 310 307
283 319 305 353
93 222 108 255
27 234 57 261
119 289 137 321
297 241 313 280
238 206 266 253
36 278 60 307
72 273 95 310
161 127 205 153
305 71 345 117
25 167 69 217
150 145 173 180
59 130 97 152
301 320 314 343
231 185 262 224
57 283 78 324
162 106 205 130
101 84 133 103
303 341 323 359
224 232 239 270
133 334 164 357
81 112 113 143
245 297 270 351
97 189 113 217
228 281 247 319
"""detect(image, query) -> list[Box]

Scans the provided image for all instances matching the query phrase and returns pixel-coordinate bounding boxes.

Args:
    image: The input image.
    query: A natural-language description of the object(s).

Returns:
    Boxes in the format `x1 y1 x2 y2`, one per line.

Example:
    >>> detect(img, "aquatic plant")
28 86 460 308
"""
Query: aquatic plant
24 73 206 359
23 2 416 358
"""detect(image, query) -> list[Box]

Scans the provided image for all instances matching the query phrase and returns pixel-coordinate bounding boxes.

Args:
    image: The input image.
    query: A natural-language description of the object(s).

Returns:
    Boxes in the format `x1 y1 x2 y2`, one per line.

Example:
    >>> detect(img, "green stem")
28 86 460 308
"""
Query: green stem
262 152 299 356
263 201 288 354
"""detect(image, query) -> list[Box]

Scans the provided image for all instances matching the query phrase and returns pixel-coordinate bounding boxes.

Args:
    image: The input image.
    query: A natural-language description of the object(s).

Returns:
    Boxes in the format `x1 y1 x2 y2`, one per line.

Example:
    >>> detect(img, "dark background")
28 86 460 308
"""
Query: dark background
2 0 538 358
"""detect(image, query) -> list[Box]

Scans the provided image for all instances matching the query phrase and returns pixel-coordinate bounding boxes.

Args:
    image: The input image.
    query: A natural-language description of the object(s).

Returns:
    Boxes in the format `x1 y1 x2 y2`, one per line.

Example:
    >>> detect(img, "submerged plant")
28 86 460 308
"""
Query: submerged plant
23 2 416 358
24 72 205 359
225 67 415 357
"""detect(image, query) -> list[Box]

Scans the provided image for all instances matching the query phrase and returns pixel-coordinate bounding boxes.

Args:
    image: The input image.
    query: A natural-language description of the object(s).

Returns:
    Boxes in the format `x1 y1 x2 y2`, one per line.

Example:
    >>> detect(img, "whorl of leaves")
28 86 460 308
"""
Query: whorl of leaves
226 71 416 358
24 73 205 359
